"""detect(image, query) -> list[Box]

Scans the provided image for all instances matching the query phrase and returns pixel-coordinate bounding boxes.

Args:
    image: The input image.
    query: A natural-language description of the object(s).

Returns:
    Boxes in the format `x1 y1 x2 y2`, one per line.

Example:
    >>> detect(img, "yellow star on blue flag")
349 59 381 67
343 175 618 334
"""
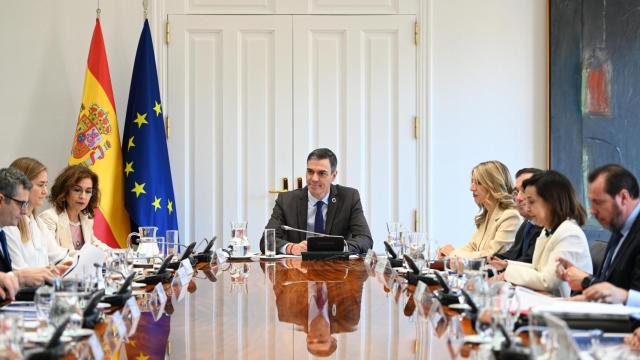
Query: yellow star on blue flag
123 19 178 246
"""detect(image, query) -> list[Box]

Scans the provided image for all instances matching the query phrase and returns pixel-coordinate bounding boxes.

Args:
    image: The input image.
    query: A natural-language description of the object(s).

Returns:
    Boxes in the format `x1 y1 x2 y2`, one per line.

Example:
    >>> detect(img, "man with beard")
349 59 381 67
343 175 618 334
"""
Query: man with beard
556 164 640 301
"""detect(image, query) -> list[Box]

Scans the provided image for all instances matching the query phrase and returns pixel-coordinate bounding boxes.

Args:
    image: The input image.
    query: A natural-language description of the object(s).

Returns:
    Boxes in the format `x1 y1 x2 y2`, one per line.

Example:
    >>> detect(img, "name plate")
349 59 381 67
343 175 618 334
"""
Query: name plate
123 297 142 337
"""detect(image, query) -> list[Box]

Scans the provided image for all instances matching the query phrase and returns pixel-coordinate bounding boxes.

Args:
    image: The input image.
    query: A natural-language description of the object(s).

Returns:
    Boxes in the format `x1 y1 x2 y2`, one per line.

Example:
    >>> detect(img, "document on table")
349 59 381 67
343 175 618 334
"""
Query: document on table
63 241 106 279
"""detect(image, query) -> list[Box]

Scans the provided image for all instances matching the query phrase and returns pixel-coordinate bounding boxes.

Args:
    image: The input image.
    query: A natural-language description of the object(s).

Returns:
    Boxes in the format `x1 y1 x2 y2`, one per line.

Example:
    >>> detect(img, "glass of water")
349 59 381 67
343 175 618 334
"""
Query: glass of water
386 222 404 256
264 229 276 257
405 232 427 271
34 285 54 338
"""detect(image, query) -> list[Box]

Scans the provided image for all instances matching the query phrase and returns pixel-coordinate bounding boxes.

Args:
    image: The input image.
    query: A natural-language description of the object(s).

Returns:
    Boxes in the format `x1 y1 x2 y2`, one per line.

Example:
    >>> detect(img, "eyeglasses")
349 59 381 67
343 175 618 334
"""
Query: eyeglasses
2 194 29 210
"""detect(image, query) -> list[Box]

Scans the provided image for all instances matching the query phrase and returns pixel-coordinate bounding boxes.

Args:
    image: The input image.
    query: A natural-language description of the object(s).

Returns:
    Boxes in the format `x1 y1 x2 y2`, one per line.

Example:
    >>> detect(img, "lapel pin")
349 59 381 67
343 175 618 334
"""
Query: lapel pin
331 197 336 203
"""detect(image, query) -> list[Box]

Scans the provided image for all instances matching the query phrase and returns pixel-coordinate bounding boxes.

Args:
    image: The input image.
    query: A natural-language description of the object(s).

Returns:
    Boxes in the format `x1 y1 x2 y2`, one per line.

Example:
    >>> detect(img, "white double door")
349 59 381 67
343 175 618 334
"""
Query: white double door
168 14 417 253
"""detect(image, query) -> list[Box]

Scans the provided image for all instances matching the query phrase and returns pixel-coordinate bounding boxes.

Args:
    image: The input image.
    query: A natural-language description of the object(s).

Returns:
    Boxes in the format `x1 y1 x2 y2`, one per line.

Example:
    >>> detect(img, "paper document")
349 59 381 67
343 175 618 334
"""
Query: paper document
513 286 557 312
63 241 106 279
533 301 640 318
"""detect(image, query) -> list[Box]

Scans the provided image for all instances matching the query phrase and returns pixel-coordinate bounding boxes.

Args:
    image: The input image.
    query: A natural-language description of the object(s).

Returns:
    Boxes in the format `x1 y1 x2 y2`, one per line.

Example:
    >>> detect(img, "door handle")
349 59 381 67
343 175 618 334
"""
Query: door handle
296 177 303 189
268 177 289 194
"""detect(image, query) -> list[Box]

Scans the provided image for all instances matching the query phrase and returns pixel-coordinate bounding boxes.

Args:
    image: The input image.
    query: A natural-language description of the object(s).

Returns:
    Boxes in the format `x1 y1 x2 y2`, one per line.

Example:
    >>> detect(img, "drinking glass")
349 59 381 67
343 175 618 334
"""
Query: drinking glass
462 257 486 278
448 315 465 359
0 314 23 355
230 221 249 256
386 222 404 256
405 232 427 271
49 284 83 334
264 229 276 257
166 230 179 257
424 237 439 271
34 285 54 338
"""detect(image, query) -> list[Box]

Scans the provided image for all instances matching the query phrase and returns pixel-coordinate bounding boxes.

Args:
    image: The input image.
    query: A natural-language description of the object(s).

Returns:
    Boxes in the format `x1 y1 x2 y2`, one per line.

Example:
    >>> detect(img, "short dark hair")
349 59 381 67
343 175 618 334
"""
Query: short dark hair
515 167 543 179
307 148 337 173
0 167 32 198
523 170 586 228
588 164 639 199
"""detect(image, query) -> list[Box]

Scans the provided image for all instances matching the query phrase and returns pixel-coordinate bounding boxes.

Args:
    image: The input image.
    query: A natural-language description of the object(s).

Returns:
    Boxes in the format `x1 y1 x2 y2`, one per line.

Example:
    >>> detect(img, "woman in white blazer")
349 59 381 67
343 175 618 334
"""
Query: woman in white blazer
39 165 111 252
439 161 522 258
498 170 592 297
4 158 71 272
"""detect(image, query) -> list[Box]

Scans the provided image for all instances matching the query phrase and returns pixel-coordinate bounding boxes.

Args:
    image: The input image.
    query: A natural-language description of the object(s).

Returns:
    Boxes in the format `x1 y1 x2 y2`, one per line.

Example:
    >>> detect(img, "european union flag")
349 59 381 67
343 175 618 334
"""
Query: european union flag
122 20 178 241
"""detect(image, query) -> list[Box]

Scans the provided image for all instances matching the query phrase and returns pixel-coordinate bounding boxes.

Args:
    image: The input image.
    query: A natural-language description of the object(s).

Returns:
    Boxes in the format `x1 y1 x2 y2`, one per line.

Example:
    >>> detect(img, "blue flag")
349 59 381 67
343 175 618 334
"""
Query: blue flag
122 20 178 241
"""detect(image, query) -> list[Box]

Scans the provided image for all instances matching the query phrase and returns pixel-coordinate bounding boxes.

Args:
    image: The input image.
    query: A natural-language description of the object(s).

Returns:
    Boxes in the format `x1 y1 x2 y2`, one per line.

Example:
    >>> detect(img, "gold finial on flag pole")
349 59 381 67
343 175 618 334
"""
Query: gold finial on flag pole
96 0 101 18
143 0 149 19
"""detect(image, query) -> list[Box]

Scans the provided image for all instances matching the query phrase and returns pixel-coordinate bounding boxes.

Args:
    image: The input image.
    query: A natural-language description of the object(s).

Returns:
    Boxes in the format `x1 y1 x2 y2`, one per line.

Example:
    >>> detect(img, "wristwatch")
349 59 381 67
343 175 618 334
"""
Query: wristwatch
581 275 595 290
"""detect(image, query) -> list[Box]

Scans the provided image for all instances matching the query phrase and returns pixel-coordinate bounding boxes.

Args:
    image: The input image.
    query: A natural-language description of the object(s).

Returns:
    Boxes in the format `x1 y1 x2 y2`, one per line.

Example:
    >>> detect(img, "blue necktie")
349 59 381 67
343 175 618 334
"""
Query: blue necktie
519 222 534 258
598 230 623 280
314 201 325 234
0 230 12 272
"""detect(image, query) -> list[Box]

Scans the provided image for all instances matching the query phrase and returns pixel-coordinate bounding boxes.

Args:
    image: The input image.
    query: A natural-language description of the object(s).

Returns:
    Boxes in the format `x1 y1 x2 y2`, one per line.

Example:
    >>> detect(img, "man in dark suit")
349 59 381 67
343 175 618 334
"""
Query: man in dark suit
260 148 372 255
557 164 640 301
0 167 55 300
492 168 543 265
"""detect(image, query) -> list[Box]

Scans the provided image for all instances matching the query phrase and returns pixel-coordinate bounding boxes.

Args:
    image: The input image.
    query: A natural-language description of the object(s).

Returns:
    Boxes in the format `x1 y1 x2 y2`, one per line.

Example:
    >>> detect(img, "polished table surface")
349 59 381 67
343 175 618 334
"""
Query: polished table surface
125 258 469 360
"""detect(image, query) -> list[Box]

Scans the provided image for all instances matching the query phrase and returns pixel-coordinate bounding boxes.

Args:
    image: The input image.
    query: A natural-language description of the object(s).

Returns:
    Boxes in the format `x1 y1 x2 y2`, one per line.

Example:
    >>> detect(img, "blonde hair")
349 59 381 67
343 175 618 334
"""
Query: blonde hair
471 160 516 227
9 157 47 243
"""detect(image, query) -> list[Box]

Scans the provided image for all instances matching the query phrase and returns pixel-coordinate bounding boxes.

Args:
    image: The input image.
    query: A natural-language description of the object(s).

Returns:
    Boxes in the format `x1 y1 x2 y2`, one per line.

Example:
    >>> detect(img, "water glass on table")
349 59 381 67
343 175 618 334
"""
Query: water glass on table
386 222 404 256
34 285 54 338
49 285 83 335
264 229 276 257
405 232 427 271
0 313 24 355
166 230 179 257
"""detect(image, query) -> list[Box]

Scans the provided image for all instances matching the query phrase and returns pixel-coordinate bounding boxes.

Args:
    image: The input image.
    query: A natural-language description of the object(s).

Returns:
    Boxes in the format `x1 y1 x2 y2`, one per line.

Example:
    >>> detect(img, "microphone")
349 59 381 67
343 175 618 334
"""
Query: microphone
281 225 325 237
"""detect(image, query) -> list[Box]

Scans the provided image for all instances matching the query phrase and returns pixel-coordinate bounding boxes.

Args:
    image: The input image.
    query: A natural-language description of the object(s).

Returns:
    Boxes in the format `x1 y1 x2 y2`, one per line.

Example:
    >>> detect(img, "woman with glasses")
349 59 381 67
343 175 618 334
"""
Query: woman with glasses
39 164 111 251
4 158 71 273
438 160 521 258
496 170 592 297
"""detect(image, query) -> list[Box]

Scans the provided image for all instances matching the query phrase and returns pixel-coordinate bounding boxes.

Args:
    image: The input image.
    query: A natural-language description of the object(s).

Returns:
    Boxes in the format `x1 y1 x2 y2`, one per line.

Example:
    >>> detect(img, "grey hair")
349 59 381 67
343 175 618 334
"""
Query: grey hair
0 167 32 197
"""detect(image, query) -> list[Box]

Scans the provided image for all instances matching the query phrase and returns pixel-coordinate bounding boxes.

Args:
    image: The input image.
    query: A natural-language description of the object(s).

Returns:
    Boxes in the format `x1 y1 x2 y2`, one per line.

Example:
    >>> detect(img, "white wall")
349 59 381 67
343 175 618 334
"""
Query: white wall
0 1 161 184
426 0 548 248
0 0 547 249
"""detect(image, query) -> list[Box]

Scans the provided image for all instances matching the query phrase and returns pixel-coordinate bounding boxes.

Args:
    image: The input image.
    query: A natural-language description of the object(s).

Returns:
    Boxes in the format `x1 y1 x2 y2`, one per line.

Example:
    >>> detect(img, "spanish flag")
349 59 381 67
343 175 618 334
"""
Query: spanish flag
68 18 130 248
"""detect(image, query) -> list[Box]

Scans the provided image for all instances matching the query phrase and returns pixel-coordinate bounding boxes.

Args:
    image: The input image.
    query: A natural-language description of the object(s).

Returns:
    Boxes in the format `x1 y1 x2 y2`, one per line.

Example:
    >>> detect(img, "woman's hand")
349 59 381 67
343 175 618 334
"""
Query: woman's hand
53 260 74 276
437 245 454 258
489 257 507 271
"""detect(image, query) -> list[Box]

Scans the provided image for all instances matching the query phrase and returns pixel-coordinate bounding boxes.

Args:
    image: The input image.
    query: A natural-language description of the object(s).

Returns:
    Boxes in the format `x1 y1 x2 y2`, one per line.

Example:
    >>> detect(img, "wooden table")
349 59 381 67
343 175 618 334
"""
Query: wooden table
125 258 467 359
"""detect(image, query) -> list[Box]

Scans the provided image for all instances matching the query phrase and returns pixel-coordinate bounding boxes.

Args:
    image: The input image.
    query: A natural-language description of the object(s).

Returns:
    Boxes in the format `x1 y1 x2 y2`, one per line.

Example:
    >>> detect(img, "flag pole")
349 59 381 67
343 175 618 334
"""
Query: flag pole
96 0 101 18
143 0 149 19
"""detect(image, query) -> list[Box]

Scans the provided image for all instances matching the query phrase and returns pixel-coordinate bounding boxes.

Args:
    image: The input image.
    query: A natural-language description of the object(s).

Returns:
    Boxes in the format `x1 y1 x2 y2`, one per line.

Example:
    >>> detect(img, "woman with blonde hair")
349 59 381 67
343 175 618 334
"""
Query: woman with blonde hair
39 164 111 251
4 157 70 272
438 160 522 258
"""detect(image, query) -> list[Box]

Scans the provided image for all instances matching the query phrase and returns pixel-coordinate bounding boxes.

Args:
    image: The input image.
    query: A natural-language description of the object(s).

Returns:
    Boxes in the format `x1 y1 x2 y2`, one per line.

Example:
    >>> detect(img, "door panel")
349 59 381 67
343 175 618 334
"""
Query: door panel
167 15 293 251
293 16 417 251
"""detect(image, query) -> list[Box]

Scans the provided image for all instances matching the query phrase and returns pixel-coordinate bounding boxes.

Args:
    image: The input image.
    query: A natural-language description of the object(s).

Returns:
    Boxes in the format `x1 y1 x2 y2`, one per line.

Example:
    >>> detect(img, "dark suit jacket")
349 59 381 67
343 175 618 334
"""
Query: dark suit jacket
494 220 542 263
260 185 373 254
598 212 640 291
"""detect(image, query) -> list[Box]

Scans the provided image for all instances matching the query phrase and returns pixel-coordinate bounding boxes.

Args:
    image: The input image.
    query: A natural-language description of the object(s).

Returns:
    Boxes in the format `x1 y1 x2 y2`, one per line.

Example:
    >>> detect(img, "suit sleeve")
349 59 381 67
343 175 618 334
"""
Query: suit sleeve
628 250 640 292
260 194 290 254
344 190 373 254
504 233 587 296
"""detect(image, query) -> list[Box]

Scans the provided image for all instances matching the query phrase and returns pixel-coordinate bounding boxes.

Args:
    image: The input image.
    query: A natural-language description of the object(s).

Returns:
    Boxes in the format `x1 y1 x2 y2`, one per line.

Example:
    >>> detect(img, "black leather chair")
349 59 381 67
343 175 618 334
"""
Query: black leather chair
589 239 609 276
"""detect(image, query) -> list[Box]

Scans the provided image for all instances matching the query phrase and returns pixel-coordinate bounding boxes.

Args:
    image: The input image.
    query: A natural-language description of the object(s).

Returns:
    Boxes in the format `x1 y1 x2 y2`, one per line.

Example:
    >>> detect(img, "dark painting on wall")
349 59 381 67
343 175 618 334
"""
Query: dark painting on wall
550 0 640 242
